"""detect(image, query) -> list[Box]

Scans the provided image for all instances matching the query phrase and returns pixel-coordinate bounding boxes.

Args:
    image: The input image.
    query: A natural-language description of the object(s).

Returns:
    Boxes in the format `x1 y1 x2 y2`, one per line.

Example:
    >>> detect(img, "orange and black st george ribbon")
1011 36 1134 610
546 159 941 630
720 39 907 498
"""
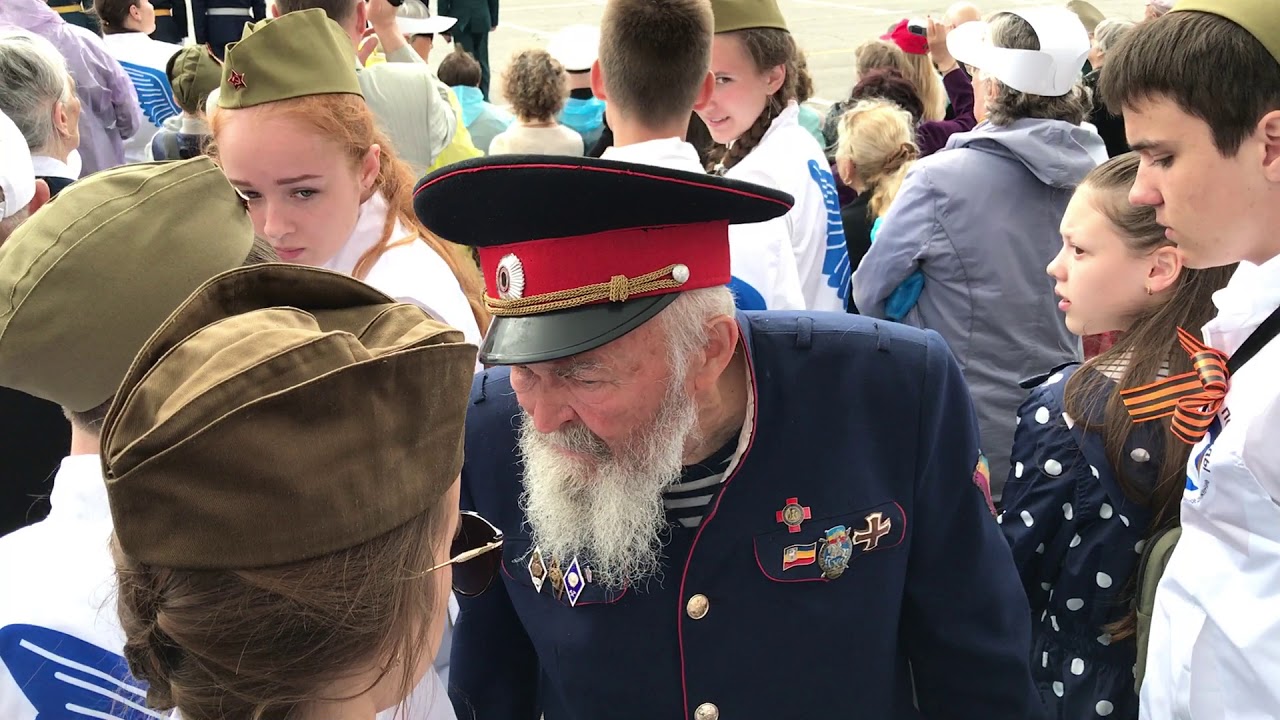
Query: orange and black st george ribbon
1120 328 1229 445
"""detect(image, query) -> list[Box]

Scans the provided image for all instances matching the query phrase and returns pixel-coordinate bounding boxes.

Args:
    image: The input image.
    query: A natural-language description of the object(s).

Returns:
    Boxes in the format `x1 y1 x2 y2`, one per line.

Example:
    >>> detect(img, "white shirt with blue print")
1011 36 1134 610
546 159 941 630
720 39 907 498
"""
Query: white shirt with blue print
726 102 850 313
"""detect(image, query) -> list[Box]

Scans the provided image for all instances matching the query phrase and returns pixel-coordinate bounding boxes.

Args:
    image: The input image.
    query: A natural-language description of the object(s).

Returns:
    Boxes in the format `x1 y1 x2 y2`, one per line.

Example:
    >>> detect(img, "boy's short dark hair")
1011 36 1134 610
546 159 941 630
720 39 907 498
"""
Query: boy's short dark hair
598 0 713 128
1099 11 1280 156
438 48 483 88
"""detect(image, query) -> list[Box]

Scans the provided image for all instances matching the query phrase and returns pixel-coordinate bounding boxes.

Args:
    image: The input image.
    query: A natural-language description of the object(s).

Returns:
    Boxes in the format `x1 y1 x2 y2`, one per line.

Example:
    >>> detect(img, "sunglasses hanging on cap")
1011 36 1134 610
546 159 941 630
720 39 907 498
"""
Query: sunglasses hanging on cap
427 511 504 596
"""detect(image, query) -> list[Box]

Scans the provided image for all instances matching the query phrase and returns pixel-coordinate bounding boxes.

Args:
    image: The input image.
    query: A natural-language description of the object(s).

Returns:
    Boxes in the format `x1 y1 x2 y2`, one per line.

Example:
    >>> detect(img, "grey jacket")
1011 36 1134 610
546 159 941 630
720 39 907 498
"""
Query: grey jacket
851 118 1107 498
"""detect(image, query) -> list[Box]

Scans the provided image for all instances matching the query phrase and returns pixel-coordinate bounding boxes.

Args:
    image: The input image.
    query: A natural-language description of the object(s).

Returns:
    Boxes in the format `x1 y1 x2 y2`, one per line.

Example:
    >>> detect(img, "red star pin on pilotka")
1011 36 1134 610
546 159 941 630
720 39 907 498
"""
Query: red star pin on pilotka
775 497 811 533
228 70 246 90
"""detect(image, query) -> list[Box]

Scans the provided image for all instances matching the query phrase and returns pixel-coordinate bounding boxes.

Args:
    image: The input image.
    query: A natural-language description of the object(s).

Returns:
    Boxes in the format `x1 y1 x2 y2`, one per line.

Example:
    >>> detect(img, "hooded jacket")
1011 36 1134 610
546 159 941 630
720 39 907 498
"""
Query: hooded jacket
851 118 1107 497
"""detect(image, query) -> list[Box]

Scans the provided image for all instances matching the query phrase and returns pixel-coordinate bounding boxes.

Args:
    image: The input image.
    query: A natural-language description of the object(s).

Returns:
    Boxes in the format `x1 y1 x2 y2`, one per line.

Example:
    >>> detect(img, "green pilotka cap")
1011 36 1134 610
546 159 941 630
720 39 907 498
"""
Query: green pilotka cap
102 264 478 570
169 44 222 114
710 0 787 33
218 8 363 109
0 158 255 412
1173 0 1280 64
1066 0 1105 35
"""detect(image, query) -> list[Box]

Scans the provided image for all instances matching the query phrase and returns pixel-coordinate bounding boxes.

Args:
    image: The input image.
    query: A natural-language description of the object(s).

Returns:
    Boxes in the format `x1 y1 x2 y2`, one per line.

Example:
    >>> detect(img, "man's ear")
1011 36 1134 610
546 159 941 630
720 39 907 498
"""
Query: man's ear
690 313 740 395
589 59 607 101
270 3 281 17
692 71 714 112
1260 109 1280 182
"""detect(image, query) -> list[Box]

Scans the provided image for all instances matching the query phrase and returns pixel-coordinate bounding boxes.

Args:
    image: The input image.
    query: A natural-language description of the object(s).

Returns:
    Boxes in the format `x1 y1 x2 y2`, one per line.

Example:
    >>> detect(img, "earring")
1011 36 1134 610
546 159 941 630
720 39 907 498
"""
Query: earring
1146 285 1153 296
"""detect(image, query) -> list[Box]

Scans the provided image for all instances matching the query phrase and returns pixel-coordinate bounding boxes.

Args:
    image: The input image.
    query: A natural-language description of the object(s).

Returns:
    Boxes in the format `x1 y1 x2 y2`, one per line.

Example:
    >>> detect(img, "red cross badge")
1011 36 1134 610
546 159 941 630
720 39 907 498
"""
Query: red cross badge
775 497 811 533
228 70 246 90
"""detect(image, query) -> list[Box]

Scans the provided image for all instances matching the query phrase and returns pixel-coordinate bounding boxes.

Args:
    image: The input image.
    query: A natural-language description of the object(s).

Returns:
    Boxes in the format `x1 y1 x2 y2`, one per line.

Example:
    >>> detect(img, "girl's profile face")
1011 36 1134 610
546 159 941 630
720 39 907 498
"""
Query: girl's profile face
216 109 379 268
1047 186 1174 336
698 33 785 145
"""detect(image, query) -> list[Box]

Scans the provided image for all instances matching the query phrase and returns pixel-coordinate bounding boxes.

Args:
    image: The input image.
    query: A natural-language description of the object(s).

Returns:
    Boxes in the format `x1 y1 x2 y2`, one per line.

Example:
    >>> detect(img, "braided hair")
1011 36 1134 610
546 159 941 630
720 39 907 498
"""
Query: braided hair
707 28 800 174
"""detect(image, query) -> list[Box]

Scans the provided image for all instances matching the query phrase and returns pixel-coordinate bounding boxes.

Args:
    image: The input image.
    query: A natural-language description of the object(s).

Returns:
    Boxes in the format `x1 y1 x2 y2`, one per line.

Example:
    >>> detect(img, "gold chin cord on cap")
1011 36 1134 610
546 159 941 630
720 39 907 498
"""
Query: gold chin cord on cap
485 263 688 317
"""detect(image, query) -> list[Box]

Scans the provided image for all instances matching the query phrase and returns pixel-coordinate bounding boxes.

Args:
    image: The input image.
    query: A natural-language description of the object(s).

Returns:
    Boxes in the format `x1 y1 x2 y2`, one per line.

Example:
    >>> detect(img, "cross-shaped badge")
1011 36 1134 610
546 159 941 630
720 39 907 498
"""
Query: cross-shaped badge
775 497 811 533
852 511 892 551
228 70 246 90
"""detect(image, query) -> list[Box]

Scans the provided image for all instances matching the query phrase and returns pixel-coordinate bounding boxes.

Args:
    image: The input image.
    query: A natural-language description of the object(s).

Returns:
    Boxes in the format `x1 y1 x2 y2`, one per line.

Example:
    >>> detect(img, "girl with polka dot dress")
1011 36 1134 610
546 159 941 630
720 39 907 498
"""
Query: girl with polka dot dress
998 153 1235 720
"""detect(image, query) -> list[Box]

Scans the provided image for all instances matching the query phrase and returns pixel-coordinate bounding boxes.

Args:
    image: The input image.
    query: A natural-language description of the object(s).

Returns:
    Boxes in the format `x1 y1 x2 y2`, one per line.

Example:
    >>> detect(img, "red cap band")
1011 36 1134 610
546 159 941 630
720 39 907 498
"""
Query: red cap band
477 221 731 307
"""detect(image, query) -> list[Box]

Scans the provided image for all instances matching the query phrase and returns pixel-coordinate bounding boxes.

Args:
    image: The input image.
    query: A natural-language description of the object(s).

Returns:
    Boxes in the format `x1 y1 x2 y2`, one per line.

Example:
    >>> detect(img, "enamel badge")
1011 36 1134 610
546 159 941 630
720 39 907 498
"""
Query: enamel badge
775 497 812 534
528 547 547 593
564 556 586 607
818 525 853 580
852 512 892 552
782 542 818 571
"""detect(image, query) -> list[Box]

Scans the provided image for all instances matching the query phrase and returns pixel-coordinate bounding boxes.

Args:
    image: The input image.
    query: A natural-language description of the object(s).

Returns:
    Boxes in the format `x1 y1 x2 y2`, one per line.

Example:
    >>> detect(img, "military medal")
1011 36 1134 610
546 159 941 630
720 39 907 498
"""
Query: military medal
775 497 811 533
817 525 853 580
528 547 547 593
852 512 892 552
564 556 586 607
782 542 818 571
548 556 565 599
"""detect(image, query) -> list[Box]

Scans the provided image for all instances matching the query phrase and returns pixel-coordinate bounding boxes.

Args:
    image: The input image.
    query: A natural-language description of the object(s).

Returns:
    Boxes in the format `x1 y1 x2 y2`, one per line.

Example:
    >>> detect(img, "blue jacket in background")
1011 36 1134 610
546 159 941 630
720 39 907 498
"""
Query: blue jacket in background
558 95 605 152
453 85 512 154
450 311 1043 720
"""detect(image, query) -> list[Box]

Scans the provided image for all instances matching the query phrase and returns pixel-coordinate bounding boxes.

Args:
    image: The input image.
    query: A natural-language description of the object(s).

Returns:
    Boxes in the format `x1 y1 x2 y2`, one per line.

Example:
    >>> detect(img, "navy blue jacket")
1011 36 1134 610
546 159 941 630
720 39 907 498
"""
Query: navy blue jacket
451 312 1043 720
1002 364 1160 720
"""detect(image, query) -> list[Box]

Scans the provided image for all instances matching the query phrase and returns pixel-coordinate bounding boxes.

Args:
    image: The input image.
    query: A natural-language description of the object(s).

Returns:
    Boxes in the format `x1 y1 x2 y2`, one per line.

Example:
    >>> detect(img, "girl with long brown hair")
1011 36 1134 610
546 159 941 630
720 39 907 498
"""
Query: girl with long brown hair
208 9 489 347
696 0 848 313
999 152 1235 720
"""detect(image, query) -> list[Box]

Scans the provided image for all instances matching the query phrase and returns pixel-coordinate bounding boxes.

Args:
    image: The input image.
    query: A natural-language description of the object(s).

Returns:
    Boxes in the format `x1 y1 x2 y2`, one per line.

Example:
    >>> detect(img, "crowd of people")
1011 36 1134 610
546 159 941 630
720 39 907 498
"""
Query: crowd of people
0 0 1278 718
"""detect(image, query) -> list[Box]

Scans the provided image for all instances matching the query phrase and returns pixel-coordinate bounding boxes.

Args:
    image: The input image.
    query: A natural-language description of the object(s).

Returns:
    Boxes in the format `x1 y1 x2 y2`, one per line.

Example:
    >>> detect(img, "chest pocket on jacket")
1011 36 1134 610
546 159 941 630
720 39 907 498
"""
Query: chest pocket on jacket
753 501 907 583
500 537 629 607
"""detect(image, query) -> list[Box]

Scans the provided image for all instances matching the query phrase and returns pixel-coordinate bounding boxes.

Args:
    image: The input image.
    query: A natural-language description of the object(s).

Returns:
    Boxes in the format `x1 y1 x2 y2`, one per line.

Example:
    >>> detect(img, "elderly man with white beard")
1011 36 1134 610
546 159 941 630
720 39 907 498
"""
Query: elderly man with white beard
414 154 1042 720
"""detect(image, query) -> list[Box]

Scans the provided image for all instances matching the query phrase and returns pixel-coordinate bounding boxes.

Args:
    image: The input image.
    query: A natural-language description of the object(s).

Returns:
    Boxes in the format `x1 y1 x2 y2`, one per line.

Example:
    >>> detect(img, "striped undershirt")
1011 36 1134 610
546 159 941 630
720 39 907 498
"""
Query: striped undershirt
663 436 739 528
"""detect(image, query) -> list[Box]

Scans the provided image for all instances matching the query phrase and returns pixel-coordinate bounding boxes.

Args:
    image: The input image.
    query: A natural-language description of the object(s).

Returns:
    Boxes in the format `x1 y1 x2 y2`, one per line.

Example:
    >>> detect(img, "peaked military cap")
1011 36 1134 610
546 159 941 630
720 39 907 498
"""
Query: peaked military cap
0 158 255 411
218 9 362 109
103 264 478 570
412 155 792 366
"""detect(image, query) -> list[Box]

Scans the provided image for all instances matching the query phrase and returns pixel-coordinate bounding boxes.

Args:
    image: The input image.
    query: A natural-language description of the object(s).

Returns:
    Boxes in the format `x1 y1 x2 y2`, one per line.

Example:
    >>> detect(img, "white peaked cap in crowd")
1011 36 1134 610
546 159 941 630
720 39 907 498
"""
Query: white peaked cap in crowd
0 110 34 221
397 0 458 36
1149 0 1175 10
947 6 1090 97
548 24 600 72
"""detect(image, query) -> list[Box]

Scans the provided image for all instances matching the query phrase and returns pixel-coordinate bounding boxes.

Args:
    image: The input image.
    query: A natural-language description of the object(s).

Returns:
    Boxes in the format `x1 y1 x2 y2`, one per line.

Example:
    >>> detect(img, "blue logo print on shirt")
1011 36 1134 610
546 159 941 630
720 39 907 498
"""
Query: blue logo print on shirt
120 61 180 128
808 160 850 302
727 275 768 311
0 624 157 718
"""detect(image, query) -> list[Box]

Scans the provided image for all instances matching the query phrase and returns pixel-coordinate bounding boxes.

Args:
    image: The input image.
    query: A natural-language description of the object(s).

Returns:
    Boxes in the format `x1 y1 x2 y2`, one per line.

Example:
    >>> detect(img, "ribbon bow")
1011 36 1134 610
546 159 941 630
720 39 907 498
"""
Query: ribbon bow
1120 327 1229 445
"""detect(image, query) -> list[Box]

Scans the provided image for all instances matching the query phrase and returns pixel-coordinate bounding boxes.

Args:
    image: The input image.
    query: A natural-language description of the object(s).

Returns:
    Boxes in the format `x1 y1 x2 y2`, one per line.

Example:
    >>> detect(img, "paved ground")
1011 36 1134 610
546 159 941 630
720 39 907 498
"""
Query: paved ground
470 0 1149 107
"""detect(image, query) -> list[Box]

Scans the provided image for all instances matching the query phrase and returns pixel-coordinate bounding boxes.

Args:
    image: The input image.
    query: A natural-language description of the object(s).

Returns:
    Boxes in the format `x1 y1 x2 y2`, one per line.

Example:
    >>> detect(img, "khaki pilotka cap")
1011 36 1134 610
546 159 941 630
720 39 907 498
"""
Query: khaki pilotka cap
0 158 254 412
218 9 363 109
1173 0 1280 64
1066 0 1105 35
169 44 222 114
710 0 787 33
102 264 478 570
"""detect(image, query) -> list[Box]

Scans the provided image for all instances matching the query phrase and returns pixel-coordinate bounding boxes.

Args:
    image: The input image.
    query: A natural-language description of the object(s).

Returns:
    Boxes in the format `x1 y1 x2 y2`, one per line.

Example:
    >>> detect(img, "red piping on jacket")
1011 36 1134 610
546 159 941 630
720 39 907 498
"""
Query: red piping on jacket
676 324 761 720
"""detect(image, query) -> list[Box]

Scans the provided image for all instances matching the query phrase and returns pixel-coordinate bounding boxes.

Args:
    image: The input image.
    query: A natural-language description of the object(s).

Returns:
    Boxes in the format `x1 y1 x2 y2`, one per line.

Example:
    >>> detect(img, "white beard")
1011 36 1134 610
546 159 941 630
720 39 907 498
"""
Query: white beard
517 381 701 591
